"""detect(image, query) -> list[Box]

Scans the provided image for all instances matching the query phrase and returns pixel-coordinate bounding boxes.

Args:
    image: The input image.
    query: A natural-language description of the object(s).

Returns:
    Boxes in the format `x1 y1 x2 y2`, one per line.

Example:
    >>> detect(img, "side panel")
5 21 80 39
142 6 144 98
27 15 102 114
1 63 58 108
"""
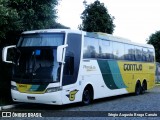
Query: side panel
118 61 155 92
80 59 155 100
80 60 128 99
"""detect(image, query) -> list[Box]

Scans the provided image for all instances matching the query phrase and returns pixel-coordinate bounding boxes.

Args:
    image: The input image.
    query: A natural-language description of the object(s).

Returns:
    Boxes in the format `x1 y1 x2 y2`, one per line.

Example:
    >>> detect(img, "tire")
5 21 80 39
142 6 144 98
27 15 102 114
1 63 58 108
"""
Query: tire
135 83 141 95
141 82 146 94
82 88 92 105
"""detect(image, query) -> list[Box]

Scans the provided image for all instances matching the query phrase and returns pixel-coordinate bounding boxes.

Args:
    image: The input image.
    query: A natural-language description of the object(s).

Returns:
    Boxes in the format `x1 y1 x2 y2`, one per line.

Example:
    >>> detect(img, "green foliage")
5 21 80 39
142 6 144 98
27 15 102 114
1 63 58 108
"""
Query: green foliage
0 0 21 42
80 0 115 34
52 23 70 29
147 31 160 62
8 0 58 30
0 0 60 46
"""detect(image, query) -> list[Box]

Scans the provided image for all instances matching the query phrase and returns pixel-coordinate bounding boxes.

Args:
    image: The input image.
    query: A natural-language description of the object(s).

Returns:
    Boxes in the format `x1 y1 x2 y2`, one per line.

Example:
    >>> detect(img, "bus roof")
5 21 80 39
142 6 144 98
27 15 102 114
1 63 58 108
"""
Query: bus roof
22 29 83 34
22 29 154 49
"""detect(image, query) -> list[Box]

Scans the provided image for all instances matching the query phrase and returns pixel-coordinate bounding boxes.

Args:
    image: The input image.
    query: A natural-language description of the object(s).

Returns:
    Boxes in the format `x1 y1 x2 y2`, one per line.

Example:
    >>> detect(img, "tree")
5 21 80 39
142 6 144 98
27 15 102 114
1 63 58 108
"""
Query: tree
80 0 115 34
52 23 70 29
0 0 59 45
0 0 21 45
147 31 160 62
8 0 58 30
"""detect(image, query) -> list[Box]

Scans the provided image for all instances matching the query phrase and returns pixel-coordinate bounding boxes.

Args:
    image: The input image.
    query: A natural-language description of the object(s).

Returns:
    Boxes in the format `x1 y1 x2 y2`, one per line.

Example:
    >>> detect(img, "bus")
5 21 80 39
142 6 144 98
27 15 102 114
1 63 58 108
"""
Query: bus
2 29 155 105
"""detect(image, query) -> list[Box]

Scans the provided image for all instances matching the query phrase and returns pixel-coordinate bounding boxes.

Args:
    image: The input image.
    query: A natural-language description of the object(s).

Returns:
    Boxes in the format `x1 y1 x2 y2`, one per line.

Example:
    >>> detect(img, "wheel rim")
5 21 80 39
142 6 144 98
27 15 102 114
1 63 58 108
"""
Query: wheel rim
83 90 90 104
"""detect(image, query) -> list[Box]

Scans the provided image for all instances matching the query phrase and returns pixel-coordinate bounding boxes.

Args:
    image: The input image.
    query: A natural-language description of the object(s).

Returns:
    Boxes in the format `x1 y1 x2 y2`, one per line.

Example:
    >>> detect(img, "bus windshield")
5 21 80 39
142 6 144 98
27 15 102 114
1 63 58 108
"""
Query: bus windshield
13 33 64 84
17 33 64 47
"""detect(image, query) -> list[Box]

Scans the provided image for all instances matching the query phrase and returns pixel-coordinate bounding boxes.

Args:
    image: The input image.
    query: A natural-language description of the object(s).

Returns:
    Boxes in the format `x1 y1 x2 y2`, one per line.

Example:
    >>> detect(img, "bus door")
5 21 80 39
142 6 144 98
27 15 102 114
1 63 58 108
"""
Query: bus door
61 33 82 104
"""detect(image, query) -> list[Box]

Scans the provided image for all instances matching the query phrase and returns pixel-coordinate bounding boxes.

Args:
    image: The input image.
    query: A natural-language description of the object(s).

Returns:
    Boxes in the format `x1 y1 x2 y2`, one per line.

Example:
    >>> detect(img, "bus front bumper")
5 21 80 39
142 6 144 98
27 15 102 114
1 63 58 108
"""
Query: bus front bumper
11 90 62 105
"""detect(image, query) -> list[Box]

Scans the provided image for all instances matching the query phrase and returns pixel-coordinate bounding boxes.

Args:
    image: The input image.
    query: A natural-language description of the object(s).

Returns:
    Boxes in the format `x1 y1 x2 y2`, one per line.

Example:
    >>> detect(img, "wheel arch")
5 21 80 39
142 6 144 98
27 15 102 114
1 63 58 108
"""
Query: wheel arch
82 83 94 101
136 79 141 86
142 79 147 90
135 79 141 95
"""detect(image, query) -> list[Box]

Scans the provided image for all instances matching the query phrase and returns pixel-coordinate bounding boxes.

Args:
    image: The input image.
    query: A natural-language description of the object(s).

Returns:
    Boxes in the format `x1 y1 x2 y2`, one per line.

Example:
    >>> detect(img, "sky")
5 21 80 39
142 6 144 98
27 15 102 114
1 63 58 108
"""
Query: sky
57 0 160 44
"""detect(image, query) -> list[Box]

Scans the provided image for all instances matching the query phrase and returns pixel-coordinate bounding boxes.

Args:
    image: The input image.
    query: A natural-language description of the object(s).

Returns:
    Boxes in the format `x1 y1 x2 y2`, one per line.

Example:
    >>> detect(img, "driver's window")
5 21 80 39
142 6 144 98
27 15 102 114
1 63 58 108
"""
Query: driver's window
63 52 74 75
62 33 81 86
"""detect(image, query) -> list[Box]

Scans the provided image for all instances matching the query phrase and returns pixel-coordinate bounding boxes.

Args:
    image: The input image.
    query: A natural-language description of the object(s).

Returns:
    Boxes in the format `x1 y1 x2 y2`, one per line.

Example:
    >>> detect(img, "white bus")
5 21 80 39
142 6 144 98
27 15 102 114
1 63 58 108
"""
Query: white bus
2 29 155 105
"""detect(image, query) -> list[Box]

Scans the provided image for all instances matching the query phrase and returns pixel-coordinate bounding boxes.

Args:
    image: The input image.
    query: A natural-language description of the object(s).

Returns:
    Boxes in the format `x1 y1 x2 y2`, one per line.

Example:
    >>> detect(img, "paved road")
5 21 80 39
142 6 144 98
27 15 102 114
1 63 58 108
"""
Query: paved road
1 86 160 120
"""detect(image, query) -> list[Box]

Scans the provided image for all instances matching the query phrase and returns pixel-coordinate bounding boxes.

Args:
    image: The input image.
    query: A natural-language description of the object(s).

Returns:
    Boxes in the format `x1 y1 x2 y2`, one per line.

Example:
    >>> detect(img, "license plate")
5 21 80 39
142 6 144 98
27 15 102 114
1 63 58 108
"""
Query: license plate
27 96 36 100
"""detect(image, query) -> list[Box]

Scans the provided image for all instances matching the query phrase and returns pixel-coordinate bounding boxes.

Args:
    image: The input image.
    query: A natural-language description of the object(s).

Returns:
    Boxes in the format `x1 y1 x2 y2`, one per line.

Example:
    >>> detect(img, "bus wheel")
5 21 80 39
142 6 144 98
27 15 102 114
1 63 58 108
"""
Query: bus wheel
82 87 92 105
141 81 147 94
135 82 141 95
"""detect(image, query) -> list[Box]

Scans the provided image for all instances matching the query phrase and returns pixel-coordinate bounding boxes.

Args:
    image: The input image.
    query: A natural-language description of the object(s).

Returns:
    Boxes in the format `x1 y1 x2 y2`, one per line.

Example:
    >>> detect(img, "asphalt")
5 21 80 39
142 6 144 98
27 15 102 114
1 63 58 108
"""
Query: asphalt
0 103 24 110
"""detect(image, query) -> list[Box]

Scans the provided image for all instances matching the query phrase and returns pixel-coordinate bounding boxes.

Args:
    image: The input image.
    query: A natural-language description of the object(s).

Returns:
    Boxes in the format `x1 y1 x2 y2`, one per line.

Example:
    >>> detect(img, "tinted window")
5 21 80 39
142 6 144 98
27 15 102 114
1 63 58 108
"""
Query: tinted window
13 48 59 83
83 37 99 58
62 33 81 86
63 52 74 75
148 48 154 62
113 42 124 60
142 48 148 61
18 33 64 47
99 39 113 59
124 44 135 61
135 46 142 61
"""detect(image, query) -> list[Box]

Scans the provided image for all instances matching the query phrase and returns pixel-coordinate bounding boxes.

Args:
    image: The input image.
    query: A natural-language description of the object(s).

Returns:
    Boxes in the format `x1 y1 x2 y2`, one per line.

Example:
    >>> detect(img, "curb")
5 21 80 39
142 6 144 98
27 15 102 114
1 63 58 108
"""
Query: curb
0 103 24 110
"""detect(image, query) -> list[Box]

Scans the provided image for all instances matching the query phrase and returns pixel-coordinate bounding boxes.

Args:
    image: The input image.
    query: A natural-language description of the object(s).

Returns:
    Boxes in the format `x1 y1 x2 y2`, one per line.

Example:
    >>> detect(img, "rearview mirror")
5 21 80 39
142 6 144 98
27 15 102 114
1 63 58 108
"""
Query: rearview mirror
57 44 68 63
2 45 16 64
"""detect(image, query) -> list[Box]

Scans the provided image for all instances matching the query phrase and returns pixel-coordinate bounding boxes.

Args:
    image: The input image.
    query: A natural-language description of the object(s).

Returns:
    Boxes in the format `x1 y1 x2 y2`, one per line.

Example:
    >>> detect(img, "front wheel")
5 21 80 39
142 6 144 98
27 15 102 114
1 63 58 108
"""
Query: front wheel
82 88 92 105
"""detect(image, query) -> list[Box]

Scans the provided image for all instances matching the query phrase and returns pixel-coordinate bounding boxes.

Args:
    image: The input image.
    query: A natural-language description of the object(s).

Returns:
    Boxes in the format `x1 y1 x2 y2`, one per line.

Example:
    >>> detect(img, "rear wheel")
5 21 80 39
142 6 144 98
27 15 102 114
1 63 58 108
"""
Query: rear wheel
141 82 147 94
135 82 141 95
82 88 92 105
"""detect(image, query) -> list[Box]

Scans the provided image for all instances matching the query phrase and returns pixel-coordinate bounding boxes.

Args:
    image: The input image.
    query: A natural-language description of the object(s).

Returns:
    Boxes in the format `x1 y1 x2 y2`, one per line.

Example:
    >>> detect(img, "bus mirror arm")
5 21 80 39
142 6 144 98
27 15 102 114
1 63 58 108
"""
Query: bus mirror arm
2 45 16 64
57 44 68 63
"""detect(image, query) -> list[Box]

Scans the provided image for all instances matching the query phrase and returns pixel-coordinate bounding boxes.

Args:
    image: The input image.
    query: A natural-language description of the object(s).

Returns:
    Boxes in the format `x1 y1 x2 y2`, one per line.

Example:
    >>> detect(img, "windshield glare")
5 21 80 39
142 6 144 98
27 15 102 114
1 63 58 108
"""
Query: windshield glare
18 33 64 47
13 48 60 83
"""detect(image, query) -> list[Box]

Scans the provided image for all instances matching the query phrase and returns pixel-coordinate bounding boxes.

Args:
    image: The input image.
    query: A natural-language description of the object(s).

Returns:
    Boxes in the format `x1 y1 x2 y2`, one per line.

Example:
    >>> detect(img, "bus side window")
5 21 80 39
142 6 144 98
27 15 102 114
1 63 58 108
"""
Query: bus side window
135 46 142 61
142 48 148 62
83 37 99 59
148 48 154 62
99 39 113 59
124 44 135 61
113 42 124 60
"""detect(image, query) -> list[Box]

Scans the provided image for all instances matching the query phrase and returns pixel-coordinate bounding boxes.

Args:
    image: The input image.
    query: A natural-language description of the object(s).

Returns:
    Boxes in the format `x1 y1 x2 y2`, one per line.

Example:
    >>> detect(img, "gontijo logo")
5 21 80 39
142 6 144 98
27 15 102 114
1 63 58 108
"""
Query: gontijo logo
124 64 142 71
66 89 78 101
19 84 27 88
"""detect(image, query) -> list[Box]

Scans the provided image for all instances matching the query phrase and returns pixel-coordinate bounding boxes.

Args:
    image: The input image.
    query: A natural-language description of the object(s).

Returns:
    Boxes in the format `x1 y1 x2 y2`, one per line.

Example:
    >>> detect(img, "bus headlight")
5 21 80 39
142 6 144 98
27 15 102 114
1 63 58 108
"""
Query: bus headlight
11 85 18 91
46 87 62 93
